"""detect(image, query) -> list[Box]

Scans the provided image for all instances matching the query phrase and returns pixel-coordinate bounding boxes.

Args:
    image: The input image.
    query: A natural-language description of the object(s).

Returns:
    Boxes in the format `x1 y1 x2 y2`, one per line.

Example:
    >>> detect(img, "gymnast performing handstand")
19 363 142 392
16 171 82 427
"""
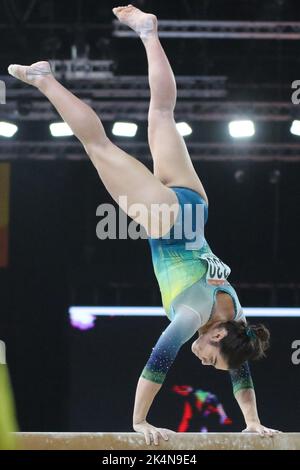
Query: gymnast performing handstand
8 5 280 445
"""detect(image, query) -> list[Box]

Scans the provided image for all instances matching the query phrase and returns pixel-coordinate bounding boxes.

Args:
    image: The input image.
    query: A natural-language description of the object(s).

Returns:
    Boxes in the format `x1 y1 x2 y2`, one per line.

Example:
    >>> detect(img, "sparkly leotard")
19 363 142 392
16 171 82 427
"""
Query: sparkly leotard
141 187 253 394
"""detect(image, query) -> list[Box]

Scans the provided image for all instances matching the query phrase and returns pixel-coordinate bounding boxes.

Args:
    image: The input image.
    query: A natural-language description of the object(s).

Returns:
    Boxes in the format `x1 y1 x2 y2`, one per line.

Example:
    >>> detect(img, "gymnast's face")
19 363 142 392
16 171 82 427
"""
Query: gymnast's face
191 326 229 370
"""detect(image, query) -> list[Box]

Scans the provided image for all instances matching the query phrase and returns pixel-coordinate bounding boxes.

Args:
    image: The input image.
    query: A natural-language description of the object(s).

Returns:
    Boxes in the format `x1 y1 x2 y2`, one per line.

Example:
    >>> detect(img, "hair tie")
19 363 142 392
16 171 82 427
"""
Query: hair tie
246 327 256 340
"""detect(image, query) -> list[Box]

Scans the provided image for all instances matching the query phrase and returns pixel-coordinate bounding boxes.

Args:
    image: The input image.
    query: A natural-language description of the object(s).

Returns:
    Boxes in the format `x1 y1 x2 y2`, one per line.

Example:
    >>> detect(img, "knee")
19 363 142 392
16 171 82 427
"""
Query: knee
148 109 175 134
148 108 174 122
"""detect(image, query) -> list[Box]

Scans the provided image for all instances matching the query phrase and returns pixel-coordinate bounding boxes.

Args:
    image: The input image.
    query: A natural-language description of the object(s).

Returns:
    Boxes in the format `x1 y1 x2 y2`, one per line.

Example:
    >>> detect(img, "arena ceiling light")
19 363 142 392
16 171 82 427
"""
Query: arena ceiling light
112 122 138 137
0 122 18 138
290 120 300 136
228 120 255 138
50 122 74 137
176 122 193 137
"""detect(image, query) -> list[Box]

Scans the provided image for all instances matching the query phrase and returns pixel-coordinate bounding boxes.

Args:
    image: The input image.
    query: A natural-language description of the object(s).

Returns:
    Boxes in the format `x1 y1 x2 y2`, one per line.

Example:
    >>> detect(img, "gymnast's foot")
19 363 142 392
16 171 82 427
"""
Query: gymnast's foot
8 61 53 88
113 4 157 39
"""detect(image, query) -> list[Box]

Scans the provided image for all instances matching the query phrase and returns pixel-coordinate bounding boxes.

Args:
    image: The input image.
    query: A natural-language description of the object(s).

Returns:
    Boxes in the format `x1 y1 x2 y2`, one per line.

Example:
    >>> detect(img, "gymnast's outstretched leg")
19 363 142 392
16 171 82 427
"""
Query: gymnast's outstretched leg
7 61 178 236
113 5 208 204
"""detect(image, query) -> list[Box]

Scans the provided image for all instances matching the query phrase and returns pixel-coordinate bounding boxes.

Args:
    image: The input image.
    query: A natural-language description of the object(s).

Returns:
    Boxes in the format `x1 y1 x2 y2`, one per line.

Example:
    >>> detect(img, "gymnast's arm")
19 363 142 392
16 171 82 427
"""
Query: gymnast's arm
230 363 280 435
229 362 261 425
133 307 201 435
231 364 281 436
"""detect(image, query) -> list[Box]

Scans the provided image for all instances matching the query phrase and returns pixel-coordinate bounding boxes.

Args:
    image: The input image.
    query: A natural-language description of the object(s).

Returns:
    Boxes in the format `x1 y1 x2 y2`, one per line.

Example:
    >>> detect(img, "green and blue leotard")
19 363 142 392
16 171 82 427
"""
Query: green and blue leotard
142 187 253 395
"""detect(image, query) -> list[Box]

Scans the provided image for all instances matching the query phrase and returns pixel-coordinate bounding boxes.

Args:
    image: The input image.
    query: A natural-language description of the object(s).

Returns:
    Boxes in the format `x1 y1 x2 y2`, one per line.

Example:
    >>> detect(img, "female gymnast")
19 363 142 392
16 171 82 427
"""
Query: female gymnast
8 5 280 445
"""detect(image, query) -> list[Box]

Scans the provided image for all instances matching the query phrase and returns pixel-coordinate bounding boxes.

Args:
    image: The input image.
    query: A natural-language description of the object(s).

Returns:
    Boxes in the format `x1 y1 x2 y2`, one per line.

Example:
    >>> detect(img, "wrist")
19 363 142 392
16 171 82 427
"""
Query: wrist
245 417 260 426
133 420 147 429
133 417 147 426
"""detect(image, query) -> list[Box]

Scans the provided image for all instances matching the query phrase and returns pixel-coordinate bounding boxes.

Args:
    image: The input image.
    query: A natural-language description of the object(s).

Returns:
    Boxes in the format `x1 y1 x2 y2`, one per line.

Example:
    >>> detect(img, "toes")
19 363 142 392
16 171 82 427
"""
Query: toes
113 6 125 15
8 65 14 77
8 62 51 83
8 64 19 78
113 4 135 14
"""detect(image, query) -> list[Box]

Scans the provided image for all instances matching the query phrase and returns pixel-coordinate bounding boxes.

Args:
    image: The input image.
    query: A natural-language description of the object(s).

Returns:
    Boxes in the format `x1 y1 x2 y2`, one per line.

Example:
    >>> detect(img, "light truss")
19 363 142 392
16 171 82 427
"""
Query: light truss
50 60 115 80
1 142 300 162
3 73 227 99
0 98 296 122
2 20 300 40
1 71 293 122
113 20 300 40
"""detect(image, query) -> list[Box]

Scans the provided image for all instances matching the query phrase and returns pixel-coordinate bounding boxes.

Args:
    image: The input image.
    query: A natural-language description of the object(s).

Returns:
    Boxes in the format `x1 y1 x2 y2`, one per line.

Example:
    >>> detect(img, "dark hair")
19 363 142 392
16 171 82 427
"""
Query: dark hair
217 321 270 370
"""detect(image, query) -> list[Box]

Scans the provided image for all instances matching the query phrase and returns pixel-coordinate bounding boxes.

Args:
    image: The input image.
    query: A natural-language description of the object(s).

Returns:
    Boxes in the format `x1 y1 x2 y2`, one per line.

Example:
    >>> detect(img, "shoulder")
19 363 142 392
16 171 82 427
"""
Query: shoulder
235 308 247 325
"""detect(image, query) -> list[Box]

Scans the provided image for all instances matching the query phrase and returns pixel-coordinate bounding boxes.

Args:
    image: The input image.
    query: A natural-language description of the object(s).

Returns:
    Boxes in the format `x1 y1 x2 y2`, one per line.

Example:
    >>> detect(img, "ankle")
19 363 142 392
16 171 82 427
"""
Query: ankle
139 15 158 40
141 31 159 43
36 74 55 93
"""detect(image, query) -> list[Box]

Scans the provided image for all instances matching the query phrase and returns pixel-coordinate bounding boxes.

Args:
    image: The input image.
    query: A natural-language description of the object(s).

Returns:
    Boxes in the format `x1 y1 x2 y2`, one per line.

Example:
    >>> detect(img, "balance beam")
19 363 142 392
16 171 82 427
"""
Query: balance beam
15 432 300 450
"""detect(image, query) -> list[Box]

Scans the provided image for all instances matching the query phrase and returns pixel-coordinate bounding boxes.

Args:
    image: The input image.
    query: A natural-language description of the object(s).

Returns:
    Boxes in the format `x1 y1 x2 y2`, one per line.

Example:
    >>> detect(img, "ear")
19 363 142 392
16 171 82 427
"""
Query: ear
210 327 227 343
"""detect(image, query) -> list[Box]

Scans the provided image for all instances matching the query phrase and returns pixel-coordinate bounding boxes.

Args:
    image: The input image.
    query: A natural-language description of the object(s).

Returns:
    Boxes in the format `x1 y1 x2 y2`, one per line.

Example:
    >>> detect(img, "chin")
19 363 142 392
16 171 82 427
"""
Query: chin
191 343 202 360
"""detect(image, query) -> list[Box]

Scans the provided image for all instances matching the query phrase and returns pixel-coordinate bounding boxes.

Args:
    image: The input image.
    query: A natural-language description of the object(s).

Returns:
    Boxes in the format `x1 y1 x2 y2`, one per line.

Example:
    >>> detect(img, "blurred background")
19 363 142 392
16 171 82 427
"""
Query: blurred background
0 0 299 434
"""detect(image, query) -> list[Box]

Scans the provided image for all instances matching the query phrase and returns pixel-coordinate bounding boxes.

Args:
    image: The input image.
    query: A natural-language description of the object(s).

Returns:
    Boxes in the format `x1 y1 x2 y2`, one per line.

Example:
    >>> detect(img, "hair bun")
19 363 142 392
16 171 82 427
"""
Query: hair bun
219 321 271 368
251 324 270 352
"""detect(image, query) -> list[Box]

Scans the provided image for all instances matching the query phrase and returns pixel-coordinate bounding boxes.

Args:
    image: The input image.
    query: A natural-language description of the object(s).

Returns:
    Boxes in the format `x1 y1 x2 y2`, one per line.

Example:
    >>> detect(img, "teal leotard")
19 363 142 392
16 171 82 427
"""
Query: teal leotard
142 187 253 394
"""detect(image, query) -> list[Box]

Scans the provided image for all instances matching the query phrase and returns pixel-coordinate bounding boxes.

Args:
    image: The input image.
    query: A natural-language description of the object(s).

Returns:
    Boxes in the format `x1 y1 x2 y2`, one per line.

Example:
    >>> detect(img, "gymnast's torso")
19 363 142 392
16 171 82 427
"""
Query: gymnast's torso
147 186 245 326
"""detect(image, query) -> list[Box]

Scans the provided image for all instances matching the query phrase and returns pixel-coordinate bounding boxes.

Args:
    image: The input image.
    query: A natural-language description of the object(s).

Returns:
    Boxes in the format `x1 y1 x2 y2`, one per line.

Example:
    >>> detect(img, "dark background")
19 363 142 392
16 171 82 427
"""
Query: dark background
69 316 299 433
0 0 299 432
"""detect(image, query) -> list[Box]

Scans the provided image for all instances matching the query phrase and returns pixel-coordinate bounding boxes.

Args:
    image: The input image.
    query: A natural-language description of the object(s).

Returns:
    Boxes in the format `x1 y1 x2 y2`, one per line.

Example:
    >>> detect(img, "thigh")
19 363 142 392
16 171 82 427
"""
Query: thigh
88 140 179 237
148 107 208 204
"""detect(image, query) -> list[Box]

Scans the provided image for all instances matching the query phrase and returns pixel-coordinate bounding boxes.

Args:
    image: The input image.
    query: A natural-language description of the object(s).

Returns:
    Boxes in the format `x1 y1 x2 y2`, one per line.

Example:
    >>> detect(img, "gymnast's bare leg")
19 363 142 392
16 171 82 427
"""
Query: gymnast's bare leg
113 4 208 204
7 63 178 238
